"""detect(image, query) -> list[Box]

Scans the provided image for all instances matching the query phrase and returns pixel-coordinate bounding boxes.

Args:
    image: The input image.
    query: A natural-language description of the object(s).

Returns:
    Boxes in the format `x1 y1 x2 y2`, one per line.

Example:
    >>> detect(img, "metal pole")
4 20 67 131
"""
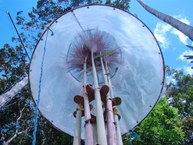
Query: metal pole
83 58 94 145
91 51 108 145
7 12 30 60
73 107 82 145
101 57 116 145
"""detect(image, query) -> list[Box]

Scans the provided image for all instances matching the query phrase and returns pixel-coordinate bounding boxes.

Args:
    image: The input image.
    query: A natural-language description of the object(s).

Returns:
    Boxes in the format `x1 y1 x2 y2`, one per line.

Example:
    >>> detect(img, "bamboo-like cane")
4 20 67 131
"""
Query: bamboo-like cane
91 50 108 145
101 56 116 145
73 106 82 145
114 114 123 145
92 123 98 145
83 58 94 145
105 63 123 145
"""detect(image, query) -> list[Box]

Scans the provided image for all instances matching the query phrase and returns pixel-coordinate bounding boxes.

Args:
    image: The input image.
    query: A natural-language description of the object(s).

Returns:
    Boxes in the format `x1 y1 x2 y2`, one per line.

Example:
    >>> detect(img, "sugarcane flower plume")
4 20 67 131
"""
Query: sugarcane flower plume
67 29 121 73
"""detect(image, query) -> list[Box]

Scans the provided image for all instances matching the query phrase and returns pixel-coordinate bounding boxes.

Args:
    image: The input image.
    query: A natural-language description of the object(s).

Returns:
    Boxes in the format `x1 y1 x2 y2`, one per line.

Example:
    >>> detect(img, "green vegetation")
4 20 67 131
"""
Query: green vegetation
127 98 185 145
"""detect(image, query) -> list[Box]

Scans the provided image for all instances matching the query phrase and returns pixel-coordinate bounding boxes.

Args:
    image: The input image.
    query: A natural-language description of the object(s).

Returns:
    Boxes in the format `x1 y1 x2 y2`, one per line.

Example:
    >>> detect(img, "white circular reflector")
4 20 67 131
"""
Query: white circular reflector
29 5 165 138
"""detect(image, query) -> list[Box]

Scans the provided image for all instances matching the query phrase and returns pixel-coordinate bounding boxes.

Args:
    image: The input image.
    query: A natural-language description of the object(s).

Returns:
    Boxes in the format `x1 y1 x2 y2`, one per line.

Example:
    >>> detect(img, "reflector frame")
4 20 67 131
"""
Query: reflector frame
29 5 165 139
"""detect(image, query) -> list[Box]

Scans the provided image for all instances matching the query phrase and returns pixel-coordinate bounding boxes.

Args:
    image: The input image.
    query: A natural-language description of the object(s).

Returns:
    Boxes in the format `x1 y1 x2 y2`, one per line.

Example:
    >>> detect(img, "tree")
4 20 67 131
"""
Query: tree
0 76 28 108
136 0 193 41
124 98 185 145
0 43 29 109
1 105 30 145
166 67 193 144
0 87 34 145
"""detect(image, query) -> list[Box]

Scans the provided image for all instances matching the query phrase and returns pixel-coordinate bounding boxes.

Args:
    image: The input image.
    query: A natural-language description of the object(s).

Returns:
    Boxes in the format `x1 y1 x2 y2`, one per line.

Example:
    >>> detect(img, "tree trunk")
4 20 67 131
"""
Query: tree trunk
0 76 28 108
137 0 193 41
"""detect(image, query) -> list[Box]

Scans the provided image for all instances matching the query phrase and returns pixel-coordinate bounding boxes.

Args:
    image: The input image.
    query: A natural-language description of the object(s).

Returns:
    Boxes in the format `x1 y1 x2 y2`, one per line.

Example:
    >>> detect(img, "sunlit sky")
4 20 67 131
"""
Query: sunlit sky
130 0 193 75
0 0 193 75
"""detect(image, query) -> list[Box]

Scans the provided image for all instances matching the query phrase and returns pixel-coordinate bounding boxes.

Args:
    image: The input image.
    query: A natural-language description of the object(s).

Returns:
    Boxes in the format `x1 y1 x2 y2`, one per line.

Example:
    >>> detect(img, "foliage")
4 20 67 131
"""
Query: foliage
0 86 73 145
111 0 130 10
167 75 193 117
124 98 185 145
0 86 33 144
166 67 193 144
0 44 28 94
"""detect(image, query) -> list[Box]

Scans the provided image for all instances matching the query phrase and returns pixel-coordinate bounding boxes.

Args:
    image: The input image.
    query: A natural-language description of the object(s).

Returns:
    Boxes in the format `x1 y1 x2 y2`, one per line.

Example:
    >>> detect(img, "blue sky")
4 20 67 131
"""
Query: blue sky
0 0 193 75
130 0 193 75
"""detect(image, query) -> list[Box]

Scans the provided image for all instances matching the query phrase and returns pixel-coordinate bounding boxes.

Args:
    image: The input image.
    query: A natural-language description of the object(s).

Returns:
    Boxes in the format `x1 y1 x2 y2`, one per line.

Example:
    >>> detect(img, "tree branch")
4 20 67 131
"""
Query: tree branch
0 76 28 108
2 105 30 145
137 0 193 41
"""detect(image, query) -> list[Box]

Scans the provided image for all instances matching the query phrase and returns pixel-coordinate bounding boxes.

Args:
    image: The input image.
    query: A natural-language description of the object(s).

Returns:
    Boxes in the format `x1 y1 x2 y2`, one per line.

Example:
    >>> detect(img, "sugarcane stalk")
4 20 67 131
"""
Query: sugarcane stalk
101 56 116 145
114 114 123 145
91 51 107 145
105 62 123 145
92 123 98 145
83 57 94 145
73 106 82 145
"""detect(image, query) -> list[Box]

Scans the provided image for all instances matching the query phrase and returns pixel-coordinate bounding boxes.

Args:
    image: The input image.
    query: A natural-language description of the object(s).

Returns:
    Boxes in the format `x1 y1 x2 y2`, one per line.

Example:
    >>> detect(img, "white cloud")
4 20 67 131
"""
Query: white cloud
171 29 188 45
178 50 193 62
153 15 191 49
171 15 190 45
175 15 190 25
184 66 193 76
154 23 171 49
178 45 193 76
